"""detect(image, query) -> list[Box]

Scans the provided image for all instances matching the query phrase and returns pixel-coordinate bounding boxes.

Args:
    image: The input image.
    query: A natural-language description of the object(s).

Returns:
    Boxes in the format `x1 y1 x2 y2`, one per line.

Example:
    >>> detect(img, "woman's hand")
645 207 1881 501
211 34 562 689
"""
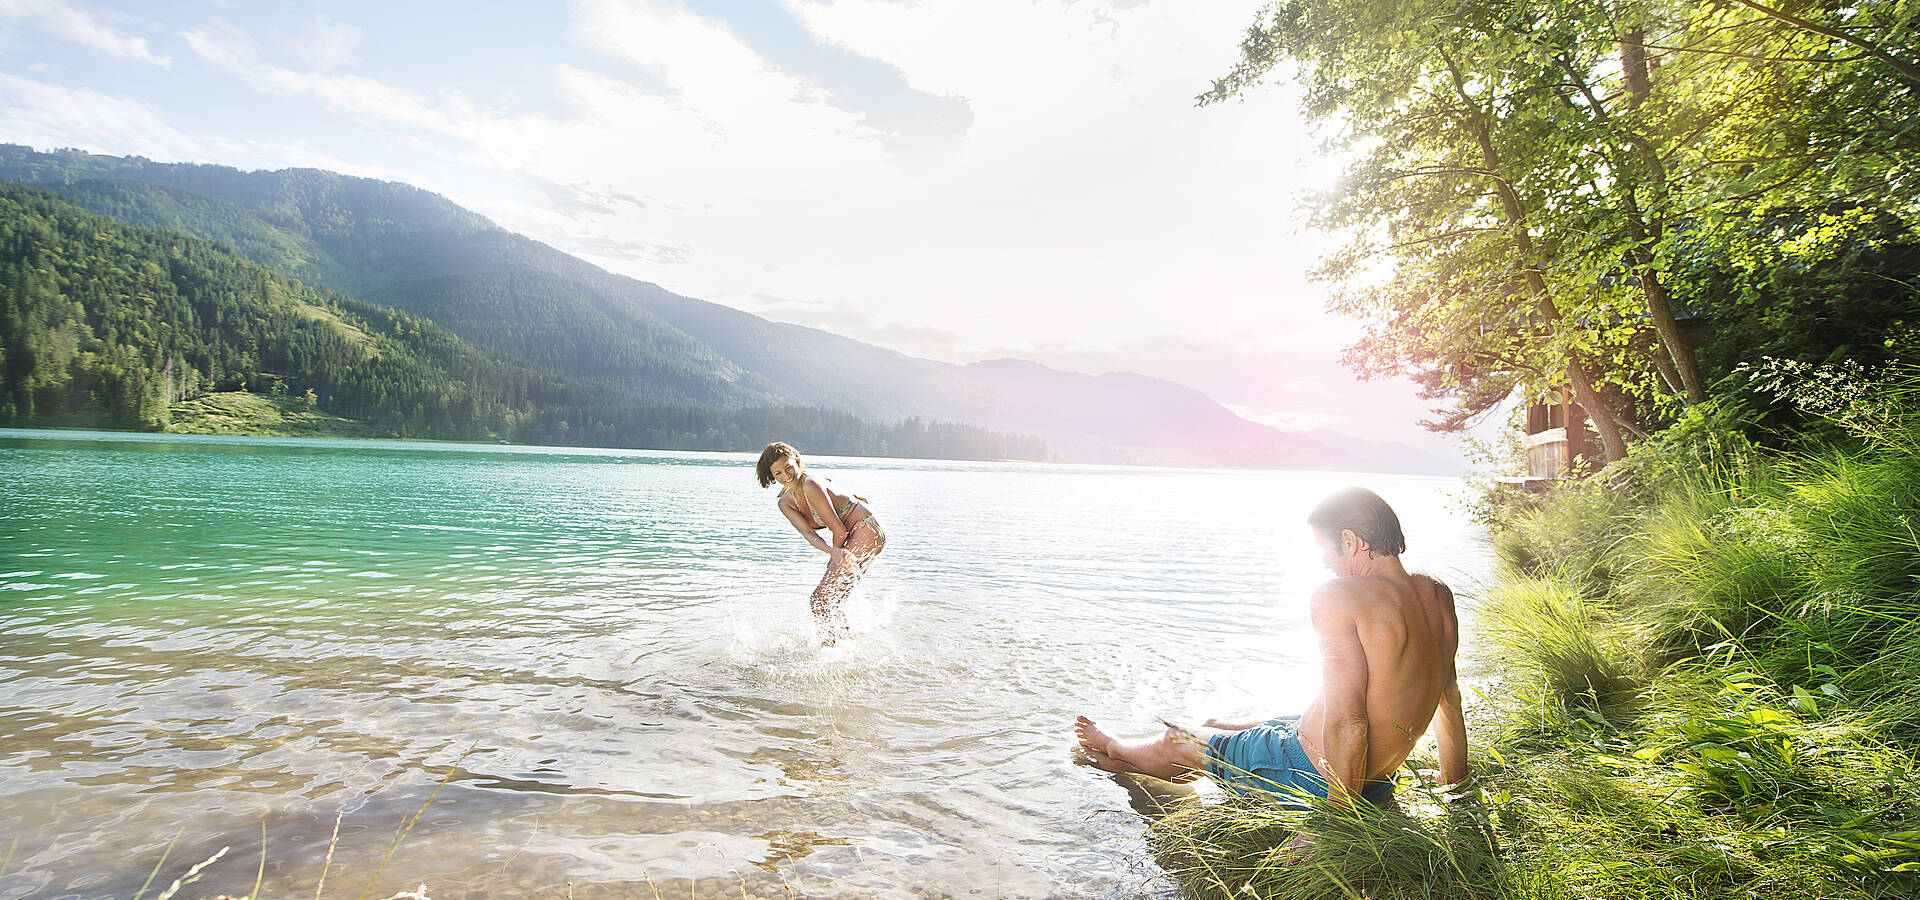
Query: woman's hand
829 547 851 568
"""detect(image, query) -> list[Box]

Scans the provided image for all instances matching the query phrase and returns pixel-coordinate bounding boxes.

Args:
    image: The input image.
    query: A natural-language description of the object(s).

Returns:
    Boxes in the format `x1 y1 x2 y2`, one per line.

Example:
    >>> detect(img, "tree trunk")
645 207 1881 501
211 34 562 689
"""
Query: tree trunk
1616 32 1709 406
1648 337 1684 397
1562 342 1630 463
1442 47 1631 462
1628 244 1707 403
1620 27 1652 104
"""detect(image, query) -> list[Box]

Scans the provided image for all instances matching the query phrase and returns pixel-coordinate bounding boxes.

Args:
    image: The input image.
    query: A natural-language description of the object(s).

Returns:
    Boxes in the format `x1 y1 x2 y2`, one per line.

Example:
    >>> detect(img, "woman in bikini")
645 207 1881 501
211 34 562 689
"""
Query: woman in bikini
755 442 886 642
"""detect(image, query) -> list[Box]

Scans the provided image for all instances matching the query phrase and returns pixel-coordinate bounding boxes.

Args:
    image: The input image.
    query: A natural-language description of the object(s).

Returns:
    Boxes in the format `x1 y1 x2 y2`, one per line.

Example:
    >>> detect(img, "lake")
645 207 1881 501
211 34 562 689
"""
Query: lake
0 429 1491 899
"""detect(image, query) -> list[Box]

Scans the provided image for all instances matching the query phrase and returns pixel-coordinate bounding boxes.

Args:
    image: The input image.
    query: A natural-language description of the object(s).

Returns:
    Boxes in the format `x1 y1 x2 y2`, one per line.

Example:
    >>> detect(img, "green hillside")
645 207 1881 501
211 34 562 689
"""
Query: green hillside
0 146 1113 431
46 178 360 292
0 181 1047 460
362 271 779 406
0 180 579 435
0 154 778 410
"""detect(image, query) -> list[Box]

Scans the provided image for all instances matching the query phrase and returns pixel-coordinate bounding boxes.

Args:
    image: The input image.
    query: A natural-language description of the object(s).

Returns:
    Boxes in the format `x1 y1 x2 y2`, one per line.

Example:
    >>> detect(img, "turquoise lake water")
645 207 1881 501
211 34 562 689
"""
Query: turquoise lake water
0 429 1491 899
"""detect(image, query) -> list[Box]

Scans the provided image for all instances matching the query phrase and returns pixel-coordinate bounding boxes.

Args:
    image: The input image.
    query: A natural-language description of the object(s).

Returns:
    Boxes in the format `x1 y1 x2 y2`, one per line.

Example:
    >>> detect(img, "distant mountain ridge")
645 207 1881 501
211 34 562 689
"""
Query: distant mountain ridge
0 144 1456 472
0 181 1049 460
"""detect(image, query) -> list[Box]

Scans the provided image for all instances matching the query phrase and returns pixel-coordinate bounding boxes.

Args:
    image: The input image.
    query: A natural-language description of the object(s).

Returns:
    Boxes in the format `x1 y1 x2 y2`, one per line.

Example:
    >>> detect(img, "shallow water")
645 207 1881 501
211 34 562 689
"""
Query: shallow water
0 429 1490 899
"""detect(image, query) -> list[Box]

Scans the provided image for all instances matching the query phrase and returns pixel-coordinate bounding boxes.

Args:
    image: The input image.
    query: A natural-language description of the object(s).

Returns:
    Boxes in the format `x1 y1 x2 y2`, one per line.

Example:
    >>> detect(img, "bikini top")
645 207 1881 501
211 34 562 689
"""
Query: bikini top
790 480 857 529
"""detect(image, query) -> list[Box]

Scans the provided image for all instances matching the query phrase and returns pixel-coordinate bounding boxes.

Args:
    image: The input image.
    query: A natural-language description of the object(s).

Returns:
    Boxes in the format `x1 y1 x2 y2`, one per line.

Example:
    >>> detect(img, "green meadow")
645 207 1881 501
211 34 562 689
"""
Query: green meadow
163 390 377 438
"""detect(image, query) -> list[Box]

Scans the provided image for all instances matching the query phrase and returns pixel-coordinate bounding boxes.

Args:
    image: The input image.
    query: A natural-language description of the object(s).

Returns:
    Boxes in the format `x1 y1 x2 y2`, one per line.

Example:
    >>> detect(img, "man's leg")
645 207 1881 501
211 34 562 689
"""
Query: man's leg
1074 716 1209 783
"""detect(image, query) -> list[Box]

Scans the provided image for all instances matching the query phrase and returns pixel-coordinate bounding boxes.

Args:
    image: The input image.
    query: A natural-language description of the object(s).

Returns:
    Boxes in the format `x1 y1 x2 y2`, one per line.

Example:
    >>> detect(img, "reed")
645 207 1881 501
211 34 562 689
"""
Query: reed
105 755 465 900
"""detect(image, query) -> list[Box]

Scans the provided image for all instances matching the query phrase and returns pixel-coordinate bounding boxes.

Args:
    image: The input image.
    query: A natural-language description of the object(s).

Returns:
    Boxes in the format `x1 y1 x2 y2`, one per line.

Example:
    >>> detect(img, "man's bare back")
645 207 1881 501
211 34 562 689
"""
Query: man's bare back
1294 564 1465 794
1073 487 1468 808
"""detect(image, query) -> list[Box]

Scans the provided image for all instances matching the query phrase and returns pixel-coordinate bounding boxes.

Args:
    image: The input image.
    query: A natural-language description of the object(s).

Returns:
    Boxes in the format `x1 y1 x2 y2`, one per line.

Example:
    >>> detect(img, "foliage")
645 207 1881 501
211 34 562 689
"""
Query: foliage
1672 207 1920 389
1206 0 1920 460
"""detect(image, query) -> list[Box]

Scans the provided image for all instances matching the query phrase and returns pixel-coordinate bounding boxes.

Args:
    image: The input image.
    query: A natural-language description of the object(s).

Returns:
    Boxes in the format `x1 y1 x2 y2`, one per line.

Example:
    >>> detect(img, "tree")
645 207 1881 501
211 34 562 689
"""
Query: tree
1207 0 1920 460
1206 0 1651 460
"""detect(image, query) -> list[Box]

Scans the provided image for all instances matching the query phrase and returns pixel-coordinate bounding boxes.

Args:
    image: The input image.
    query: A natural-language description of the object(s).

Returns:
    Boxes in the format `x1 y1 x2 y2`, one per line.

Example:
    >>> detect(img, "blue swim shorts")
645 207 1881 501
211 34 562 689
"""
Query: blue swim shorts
1204 716 1395 807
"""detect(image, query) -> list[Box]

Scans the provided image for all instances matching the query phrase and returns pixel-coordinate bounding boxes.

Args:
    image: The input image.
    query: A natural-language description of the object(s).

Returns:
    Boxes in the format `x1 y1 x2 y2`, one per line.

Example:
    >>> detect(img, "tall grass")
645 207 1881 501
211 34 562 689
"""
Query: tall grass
1475 575 1642 725
1611 417 1920 737
1147 778 1510 900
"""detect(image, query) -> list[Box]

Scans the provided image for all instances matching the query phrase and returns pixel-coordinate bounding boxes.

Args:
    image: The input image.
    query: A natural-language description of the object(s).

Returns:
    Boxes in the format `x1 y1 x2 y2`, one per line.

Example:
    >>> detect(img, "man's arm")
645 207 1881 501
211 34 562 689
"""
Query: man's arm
1428 577 1469 786
1432 663 1469 786
1310 585 1370 805
1200 718 1264 731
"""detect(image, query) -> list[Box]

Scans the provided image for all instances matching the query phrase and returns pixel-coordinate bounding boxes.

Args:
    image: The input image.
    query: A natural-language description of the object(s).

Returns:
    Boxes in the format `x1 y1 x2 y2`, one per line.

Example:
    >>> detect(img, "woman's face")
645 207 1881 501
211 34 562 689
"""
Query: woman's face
769 454 803 488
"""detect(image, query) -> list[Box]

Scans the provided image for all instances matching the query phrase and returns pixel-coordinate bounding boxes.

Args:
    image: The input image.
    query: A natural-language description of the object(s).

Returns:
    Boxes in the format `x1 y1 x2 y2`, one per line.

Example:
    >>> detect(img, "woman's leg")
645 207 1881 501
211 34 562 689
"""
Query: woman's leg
846 516 885 573
807 518 884 643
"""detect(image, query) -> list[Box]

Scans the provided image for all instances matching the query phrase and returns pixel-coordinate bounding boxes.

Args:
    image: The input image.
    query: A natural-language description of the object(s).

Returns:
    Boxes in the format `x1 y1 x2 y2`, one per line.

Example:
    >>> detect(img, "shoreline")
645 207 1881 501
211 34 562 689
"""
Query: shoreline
0 418 1466 476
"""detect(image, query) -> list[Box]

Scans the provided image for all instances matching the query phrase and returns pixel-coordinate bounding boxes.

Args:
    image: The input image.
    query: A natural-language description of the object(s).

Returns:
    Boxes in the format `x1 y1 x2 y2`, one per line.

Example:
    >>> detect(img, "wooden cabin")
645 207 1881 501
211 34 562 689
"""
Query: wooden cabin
1501 388 1600 491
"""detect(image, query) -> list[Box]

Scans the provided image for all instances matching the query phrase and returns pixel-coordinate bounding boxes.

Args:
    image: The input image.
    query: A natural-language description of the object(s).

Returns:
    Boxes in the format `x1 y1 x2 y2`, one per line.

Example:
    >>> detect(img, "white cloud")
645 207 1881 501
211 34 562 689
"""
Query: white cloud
177 6 897 234
182 19 468 135
0 0 171 66
725 1 1343 353
283 15 362 70
0 73 203 158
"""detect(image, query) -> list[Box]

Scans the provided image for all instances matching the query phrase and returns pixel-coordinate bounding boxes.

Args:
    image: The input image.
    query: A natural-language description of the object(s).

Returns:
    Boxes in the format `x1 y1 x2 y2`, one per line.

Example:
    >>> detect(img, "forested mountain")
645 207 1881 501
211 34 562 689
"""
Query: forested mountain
0 144 1453 470
0 182 1048 460
0 158 777 410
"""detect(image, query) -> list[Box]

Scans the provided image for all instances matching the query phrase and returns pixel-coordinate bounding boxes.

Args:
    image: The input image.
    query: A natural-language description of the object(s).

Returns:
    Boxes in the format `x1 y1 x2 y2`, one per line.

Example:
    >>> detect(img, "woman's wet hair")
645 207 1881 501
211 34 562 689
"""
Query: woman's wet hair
756 442 801 488
1307 486 1407 556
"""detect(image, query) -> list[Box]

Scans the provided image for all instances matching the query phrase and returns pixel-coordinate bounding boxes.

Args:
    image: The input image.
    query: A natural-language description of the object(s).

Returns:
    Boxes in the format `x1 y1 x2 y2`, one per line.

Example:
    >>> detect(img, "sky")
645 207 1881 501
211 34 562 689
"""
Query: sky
0 0 1471 461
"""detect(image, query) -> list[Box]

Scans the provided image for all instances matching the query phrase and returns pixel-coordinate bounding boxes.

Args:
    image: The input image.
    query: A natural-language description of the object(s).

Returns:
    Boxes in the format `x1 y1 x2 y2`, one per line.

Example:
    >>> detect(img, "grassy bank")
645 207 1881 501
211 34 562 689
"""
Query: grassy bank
163 391 377 438
1147 398 1920 898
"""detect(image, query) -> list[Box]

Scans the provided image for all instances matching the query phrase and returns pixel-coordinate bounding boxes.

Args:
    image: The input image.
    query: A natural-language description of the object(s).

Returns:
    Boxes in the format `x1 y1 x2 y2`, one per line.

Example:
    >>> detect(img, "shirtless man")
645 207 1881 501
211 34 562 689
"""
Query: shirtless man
1075 487 1468 812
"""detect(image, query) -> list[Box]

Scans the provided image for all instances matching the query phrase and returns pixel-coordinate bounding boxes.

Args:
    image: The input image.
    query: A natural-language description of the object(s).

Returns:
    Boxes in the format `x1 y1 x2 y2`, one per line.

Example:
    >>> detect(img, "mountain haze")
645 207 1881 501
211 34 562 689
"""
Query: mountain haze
0 145 1455 471
0 181 1047 459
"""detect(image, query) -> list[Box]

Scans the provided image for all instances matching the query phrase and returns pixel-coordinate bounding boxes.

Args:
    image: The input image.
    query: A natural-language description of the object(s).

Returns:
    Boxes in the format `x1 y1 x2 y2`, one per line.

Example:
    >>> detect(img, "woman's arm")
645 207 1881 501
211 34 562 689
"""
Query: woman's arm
799 477 850 557
777 495 834 553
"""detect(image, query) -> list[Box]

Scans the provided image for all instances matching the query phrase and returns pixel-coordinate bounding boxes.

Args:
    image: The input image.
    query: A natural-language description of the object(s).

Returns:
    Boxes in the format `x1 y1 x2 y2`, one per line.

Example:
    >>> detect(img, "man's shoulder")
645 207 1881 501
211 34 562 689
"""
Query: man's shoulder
1309 576 1383 617
1409 572 1457 608
1311 571 1435 620
1314 572 1408 599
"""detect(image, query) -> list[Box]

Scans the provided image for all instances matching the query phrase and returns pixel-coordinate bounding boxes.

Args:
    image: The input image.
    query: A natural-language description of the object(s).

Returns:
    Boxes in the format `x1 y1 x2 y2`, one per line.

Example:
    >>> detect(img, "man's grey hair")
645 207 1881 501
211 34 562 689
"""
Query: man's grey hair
1307 487 1407 556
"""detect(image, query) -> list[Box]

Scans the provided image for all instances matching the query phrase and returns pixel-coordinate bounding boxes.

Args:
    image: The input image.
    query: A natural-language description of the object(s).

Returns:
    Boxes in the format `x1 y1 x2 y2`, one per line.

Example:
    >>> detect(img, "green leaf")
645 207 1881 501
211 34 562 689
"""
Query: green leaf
1791 685 1819 716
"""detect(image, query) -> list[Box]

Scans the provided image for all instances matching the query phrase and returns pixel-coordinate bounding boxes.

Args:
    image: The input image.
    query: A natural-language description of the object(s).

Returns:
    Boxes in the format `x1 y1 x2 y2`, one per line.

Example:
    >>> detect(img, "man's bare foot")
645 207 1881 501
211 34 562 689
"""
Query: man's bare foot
1074 716 1147 775
1074 716 1114 755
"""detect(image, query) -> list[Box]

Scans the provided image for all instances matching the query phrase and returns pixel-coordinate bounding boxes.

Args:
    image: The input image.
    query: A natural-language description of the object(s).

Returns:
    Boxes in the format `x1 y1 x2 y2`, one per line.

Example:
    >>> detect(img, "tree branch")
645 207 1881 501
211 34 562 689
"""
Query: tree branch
1724 0 1920 86
1630 40 1870 65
